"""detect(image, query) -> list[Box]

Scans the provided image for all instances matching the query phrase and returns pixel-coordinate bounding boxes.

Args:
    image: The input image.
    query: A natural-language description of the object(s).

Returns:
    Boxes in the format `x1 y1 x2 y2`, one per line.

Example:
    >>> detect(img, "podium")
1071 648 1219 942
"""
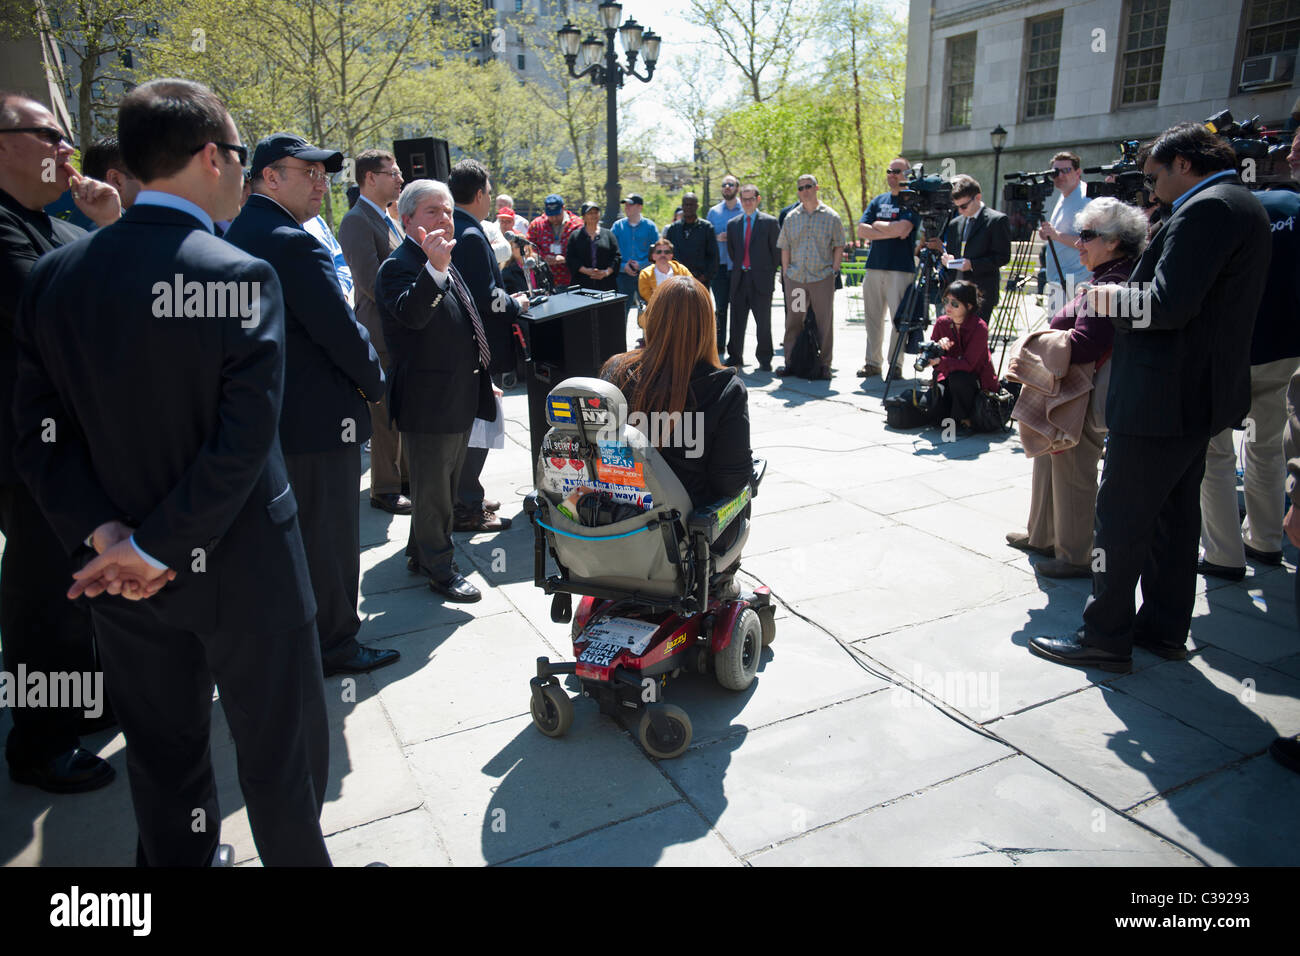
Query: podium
515 289 627 463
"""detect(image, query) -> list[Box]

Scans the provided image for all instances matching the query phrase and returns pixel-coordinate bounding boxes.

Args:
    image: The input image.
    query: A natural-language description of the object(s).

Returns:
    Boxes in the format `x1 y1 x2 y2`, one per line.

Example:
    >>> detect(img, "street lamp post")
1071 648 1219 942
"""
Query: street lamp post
557 1 660 225
990 124 1007 210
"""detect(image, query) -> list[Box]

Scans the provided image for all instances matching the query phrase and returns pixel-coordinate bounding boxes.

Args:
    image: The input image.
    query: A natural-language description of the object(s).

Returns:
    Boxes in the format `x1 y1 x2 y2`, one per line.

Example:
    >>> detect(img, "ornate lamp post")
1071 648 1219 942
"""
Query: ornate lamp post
990 124 1008 210
557 1 661 225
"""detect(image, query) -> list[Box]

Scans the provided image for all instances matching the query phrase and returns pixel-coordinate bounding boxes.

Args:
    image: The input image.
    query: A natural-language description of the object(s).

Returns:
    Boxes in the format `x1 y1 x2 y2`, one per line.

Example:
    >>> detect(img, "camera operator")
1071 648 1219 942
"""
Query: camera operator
856 157 919 380
1198 126 1300 579
1029 122 1271 673
923 174 1010 314
1037 151 1091 308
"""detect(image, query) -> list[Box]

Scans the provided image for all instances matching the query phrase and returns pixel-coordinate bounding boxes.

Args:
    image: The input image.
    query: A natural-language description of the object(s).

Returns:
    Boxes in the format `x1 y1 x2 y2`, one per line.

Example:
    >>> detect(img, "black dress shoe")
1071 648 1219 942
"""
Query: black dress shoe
725 356 744 369
774 365 790 376
371 493 412 515
1028 634 1132 673
758 361 772 372
9 747 116 794
323 646 401 677
429 573 482 603
1244 544 1284 566
1132 634 1188 660
406 556 422 574
1197 559 1246 582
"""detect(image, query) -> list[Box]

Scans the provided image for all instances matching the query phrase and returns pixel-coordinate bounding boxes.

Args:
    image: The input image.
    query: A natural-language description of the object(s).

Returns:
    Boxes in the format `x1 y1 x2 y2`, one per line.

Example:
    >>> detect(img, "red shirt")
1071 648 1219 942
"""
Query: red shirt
931 314 998 391
528 212 582 287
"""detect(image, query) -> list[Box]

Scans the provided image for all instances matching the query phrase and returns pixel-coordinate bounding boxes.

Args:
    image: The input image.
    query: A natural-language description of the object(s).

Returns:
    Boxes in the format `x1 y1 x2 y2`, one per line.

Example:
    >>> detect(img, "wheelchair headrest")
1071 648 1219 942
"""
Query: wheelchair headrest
543 377 628 437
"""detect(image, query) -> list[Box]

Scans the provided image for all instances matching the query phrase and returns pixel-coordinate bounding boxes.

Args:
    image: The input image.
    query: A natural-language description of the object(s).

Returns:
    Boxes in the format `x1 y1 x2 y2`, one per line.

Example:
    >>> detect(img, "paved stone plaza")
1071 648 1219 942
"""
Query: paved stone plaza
3 291 1299 867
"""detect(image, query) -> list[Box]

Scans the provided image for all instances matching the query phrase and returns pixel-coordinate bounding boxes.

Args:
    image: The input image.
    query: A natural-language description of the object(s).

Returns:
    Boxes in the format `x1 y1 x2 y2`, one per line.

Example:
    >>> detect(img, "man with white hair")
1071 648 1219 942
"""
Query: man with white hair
376 179 496 603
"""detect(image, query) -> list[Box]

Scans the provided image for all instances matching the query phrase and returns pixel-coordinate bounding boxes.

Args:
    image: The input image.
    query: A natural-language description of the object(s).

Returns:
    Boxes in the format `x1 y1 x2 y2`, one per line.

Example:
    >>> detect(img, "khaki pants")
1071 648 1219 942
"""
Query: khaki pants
783 276 836 372
862 269 913 370
1025 411 1106 567
1200 356 1299 565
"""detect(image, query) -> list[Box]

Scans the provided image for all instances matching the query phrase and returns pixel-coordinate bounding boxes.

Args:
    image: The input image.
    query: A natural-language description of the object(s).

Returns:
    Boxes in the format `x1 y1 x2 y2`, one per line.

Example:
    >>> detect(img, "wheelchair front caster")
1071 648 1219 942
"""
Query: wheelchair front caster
530 682 574 738
551 592 572 623
637 703 692 759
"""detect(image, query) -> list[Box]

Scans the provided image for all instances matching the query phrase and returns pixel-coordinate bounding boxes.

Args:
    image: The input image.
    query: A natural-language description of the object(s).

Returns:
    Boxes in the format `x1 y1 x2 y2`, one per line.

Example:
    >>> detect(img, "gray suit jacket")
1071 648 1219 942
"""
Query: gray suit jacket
338 197 401 356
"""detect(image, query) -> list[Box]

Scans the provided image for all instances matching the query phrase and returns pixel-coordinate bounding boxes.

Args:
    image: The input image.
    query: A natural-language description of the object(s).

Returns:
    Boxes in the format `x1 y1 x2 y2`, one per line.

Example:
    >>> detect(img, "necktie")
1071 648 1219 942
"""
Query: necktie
387 217 401 242
962 215 972 248
447 265 491 371
743 215 752 269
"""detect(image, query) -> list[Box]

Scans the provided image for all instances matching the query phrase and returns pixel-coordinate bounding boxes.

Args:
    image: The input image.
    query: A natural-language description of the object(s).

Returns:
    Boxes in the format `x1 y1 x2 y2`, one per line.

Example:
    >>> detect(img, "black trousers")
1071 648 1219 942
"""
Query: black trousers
1082 430 1209 654
93 604 330 866
728 270 775 365
404 429 470 581
937 370 980 425
285 447 363 669
712 265 731 351
0 481 92 767
456 445 488 517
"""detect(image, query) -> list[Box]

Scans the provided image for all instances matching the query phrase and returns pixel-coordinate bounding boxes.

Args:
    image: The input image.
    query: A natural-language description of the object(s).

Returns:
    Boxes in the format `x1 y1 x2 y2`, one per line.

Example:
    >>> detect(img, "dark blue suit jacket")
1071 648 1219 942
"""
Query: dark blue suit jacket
726 211 780 295
451 207 518 374
225 194 384 454
12 203 315 634
375 236 495 434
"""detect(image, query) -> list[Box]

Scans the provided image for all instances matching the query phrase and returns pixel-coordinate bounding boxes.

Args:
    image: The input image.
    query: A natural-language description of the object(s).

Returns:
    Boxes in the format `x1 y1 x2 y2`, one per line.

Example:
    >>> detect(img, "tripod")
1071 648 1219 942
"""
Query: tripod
882 244 945 403
987 204 1067 377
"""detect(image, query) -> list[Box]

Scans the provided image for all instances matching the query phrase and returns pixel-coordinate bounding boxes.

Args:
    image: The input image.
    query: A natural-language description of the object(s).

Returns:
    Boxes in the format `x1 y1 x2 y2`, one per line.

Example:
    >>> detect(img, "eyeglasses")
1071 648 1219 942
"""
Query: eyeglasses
886 168 907 175
0 126 72 147
739 193 759 201
1048 168 1071 178
797 183 816 191
378 167 402 179
1077 229 1101 243
271 163 326 183
190 141 249 166
954 198 974 211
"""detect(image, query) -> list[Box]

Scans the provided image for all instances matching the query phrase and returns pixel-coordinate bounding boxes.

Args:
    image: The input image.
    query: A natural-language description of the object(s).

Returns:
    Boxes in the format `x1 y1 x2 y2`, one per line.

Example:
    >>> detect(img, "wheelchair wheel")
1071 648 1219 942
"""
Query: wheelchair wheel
715 607 762 691
637 704 692 759
530 683 574 738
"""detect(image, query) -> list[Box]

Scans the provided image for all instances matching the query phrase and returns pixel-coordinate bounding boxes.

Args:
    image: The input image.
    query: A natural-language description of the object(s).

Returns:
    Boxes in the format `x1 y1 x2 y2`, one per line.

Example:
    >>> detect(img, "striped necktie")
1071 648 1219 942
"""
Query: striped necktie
447 265 492 371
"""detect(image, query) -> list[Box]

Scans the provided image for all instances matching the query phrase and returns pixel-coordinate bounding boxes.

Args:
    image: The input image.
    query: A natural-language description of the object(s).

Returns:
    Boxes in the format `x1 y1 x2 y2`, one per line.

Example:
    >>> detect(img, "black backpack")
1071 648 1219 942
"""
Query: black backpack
785 307 821 379
885 384 940 429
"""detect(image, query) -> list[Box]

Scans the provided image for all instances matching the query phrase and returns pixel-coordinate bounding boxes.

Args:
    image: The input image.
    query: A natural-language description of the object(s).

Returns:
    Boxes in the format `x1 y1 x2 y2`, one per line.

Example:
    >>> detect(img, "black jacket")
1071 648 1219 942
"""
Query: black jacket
564 226 620 291
224 194 384 454
942 205 1011 304
0 188 86 484
664 218 719 285
1107 177 1271 437
12 203 315 633
375 237 495 434
452 207 519 374
726 211 780 294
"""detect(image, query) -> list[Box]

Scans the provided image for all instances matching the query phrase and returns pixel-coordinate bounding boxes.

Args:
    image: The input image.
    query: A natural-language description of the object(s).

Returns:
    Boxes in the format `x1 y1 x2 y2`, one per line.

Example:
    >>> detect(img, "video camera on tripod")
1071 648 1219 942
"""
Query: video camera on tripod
1083 140 1150 206
1204 109 1292 189
1001 170 1057 241
895 163 955 240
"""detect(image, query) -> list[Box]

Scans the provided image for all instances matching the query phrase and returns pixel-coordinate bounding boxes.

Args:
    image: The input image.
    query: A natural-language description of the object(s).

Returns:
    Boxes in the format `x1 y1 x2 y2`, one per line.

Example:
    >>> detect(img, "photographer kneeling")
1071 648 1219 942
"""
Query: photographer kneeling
926 280 997 432
1007 197 1147 577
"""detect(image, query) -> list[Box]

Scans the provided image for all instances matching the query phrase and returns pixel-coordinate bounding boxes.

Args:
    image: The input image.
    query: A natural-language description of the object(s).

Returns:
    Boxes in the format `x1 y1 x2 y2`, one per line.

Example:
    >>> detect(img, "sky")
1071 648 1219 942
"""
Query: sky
611 0 910 160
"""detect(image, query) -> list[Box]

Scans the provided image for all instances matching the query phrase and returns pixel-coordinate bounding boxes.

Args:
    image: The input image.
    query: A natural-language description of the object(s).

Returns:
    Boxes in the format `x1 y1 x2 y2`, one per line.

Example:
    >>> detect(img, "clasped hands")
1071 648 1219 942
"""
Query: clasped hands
68 520 176 602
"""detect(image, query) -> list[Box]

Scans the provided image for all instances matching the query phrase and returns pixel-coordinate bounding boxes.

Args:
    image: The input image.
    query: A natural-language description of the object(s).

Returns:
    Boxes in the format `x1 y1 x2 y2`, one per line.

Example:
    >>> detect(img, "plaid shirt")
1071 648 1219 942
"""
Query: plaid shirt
777 202 845 283
528 211 583 286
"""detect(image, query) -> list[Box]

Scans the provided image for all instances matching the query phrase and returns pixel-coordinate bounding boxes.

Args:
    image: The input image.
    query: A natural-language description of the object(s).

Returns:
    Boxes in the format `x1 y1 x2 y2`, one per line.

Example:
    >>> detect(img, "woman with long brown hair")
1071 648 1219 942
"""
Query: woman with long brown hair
600 275 752 514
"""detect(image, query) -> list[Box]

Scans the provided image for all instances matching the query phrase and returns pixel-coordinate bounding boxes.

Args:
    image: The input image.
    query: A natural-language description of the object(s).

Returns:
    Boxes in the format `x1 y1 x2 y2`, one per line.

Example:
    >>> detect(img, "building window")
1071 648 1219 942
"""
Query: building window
517 53 526 70
515 0 523 10
1023 14 1062 120
1244 0 1300 60
944 32 976 130
1119 0 1170 104
120 48 134 69
484 0 494 8
517 30 524 46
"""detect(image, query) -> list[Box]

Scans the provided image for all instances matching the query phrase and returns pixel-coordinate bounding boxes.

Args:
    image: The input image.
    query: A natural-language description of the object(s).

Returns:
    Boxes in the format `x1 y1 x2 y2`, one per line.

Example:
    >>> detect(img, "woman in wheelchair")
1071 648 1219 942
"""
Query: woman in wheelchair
599 275 752 591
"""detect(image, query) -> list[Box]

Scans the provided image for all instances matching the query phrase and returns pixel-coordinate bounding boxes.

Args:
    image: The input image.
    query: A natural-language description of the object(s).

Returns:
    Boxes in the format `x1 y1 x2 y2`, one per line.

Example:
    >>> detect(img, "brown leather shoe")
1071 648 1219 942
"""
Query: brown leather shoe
454 510 513 532
1006 531 1054 558
483 498 501 513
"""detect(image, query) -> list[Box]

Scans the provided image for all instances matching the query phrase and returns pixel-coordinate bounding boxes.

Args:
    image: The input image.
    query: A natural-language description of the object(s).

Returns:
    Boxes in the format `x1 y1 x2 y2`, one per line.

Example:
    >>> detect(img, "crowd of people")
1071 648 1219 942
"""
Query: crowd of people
3 71 1300 872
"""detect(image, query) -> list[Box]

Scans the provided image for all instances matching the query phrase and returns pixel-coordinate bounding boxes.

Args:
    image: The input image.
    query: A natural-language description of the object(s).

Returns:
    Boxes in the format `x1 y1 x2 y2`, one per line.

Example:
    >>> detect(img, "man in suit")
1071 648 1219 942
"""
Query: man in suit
448 159 523 534
928 174 1010 316
338 147 411 516
0 91 122 793
376 179 495 603
12 78 331 864
225 133 396 679
1030 123 1272 672
725 183 780 371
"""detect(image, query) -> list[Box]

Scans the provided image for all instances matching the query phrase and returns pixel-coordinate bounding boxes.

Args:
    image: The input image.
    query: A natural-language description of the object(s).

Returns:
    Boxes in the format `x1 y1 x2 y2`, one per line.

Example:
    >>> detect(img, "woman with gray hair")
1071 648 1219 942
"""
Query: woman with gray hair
1008 197 1149 577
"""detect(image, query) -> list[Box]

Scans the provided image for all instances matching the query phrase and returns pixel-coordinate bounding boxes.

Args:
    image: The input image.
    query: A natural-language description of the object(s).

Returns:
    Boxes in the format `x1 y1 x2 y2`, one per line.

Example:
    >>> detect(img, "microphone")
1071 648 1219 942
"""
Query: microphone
523 255 537 290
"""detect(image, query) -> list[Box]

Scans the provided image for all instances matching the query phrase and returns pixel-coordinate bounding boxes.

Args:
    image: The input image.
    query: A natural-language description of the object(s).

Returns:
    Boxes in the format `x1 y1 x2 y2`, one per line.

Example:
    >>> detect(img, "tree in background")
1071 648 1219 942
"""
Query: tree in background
684 0 813 104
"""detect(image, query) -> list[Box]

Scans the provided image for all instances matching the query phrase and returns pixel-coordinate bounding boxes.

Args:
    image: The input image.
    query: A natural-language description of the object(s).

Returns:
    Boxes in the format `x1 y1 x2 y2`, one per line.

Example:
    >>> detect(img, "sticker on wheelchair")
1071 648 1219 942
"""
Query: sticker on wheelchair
595 442 645 487
579 617 660 659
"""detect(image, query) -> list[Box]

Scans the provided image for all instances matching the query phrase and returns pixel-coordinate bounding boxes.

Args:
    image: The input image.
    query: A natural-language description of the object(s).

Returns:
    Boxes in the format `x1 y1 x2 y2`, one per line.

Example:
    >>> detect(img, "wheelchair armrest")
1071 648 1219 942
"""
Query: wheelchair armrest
687 484 752 542
523 491 542 516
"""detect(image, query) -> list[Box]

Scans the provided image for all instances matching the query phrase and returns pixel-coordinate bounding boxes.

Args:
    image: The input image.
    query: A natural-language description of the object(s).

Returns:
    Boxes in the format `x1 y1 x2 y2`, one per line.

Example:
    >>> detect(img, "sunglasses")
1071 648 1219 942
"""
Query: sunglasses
0 126 72 147
1077 229 1101 242
942 297 966 307
797 183 816 191
1048 168 1072 178
652 249 671 255
190 141 249 166
954 198 974 210
886 168 907 175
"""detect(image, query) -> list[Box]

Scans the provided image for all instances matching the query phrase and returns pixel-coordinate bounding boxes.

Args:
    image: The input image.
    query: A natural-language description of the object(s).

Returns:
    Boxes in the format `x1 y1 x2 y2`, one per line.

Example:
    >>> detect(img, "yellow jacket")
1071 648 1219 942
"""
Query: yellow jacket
638 259 693 305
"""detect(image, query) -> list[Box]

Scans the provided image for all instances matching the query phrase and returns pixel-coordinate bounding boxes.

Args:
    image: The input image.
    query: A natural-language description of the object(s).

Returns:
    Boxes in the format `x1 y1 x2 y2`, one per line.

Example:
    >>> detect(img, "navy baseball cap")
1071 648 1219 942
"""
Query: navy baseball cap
544 194 565 214
621 193 645 205
250 133 344 178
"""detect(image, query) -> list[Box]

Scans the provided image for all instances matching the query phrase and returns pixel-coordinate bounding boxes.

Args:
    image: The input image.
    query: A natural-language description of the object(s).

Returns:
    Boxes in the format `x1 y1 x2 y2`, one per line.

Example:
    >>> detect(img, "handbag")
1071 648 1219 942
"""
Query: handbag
972 384 1015 433
785 307 822 378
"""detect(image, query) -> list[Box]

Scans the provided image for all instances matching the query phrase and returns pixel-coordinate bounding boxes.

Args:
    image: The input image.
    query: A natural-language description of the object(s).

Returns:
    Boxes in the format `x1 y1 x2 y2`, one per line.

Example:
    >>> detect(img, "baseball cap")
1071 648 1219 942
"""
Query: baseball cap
497 206 517 218
544 194 565 214
250 132 344 178
621 194 645 205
